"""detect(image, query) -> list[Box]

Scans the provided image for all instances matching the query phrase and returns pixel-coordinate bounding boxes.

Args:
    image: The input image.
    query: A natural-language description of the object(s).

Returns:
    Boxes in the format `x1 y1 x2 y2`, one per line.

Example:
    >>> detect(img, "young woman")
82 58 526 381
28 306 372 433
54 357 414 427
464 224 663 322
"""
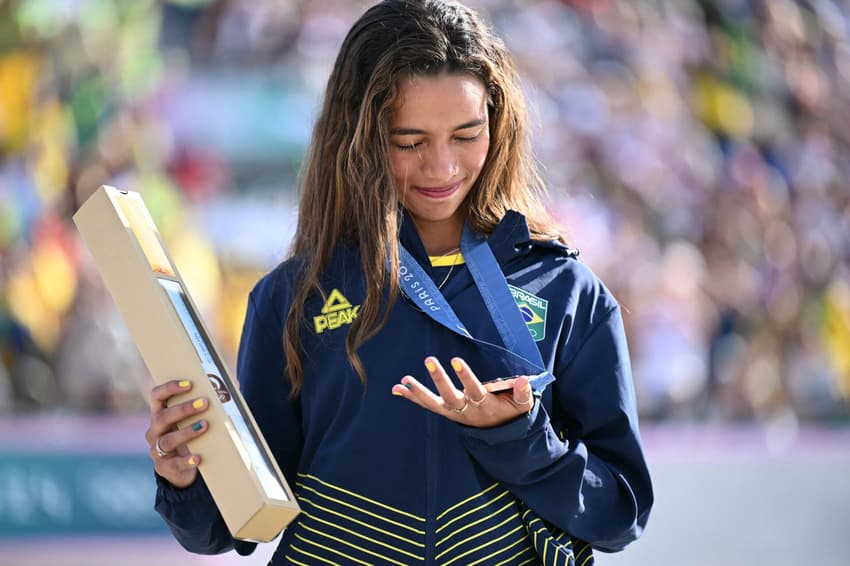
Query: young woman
146 1 653 564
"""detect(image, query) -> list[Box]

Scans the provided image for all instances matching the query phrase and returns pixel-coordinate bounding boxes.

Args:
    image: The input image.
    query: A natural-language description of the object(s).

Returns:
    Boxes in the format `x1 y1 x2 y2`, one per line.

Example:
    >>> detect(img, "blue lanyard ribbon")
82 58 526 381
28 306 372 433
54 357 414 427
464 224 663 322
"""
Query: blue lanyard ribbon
397 225 555 391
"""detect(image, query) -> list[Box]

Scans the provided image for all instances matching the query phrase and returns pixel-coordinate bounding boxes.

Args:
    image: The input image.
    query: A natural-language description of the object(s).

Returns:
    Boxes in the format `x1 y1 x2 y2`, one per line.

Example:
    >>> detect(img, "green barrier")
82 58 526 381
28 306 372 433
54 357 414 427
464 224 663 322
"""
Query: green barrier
0 452 166 536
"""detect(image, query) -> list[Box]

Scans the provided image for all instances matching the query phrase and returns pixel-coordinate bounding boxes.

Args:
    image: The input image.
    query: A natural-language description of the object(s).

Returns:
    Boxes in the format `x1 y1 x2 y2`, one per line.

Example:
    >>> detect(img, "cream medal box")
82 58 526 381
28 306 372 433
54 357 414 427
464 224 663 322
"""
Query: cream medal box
73 185 299 541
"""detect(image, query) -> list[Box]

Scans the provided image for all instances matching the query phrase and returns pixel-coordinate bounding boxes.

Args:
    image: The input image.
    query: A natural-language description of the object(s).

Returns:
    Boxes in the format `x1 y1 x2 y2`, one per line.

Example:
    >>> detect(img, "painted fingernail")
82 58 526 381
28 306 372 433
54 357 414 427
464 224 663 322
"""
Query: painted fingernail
188 456 197 466
192 420 203 432
192 398 205 410
425 360 436 373
392 389 404 397
523 384 531 394
178 380 190 388
403 383 413 390
451 359 462 372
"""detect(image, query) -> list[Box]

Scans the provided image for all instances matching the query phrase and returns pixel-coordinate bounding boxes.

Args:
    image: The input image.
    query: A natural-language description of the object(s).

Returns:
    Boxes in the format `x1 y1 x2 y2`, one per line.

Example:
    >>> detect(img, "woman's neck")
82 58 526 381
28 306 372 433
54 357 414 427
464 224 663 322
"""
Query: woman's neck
412 215 463 256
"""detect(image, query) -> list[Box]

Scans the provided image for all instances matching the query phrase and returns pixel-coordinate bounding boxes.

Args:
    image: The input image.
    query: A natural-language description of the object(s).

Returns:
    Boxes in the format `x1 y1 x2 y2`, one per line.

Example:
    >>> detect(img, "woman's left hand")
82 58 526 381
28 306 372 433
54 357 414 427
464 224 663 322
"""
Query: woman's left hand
392 356 535 427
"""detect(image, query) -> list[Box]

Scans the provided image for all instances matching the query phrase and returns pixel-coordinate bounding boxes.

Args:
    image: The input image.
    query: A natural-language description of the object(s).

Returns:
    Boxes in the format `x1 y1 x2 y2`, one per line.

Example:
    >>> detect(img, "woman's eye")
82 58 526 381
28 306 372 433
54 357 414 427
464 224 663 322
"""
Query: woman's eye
456 133 481 143
395 142 421 151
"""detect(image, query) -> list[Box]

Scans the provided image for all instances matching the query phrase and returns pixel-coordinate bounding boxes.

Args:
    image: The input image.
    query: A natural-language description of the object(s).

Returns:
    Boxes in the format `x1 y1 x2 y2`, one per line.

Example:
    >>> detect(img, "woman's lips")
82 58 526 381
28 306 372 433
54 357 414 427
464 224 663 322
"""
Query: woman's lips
413 181 462 199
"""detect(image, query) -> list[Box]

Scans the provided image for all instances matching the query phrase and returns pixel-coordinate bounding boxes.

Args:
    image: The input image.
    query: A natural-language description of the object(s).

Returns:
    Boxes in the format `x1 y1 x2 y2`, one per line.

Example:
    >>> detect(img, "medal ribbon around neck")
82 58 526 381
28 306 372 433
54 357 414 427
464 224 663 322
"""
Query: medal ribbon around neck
396 225 555 391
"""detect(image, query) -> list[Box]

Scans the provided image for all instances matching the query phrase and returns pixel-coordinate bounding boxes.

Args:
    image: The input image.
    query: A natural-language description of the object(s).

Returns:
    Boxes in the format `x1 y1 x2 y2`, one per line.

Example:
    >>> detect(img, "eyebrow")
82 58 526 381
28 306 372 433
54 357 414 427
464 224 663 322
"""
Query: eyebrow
390 118 485 136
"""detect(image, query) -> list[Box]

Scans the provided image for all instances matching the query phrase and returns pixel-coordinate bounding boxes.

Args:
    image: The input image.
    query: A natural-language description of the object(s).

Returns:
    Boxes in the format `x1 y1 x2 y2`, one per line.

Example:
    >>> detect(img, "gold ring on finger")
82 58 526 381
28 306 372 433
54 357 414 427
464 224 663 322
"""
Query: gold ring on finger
466 392 487 407
449 399 469 415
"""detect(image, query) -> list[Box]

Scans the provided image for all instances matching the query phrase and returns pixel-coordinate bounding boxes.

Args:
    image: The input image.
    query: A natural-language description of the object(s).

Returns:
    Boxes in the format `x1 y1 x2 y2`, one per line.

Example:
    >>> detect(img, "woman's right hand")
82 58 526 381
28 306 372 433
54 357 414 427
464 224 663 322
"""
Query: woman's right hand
145 379 209 489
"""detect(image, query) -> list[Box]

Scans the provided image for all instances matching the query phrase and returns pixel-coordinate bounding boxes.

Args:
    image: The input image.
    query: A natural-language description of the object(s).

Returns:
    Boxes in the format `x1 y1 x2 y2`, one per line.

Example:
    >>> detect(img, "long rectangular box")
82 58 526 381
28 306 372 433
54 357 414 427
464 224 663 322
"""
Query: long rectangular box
73 185 299 542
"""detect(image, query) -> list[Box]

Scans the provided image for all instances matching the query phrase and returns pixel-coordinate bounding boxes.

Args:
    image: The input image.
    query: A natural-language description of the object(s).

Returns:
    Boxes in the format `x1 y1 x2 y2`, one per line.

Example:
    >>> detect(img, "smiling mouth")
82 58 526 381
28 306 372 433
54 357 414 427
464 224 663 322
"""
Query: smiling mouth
414 181 462 199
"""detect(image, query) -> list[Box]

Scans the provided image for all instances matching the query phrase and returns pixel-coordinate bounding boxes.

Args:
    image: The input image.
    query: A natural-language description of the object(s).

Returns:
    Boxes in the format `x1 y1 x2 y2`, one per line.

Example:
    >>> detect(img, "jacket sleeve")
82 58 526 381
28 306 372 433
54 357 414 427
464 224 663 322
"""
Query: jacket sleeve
154 275 301 554
460 279 653 552
154 473 256 555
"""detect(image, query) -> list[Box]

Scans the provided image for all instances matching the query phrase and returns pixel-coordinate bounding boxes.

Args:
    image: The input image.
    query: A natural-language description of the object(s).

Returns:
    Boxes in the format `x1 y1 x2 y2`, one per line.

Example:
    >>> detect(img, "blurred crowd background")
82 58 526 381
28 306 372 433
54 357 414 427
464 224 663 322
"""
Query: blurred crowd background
3 1 850 562
1 0 849 431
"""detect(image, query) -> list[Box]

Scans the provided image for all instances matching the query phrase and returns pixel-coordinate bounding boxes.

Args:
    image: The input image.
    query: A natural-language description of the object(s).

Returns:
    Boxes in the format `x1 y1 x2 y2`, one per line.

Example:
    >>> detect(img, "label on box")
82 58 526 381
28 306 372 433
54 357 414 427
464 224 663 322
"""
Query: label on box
158 278 289 502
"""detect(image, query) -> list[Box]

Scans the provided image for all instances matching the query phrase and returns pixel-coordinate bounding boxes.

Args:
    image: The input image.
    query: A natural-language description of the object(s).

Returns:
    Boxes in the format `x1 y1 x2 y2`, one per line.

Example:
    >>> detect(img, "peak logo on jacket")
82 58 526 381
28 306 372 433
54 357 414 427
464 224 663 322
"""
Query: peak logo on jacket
314 289 360 334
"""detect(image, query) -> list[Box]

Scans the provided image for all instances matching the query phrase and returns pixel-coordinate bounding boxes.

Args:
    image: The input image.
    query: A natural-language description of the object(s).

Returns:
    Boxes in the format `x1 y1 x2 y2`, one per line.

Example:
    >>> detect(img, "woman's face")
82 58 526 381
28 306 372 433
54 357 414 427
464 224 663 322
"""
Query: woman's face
389 72 490 232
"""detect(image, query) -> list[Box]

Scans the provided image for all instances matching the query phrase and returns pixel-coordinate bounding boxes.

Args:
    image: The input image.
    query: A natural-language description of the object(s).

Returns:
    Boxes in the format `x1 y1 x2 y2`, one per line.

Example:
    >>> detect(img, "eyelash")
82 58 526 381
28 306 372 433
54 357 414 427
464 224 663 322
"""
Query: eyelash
394 133 481 151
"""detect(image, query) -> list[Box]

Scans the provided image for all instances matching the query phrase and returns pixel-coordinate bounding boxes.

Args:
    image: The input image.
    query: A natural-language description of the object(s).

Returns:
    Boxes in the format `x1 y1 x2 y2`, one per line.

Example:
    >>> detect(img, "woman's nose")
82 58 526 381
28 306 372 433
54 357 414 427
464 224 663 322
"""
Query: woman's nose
421 143 459 181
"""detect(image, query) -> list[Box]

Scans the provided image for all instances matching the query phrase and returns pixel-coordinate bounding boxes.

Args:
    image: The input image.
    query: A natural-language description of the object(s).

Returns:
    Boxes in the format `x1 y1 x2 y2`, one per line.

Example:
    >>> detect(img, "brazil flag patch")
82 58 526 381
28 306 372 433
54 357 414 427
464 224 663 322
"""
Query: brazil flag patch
508 285 548 342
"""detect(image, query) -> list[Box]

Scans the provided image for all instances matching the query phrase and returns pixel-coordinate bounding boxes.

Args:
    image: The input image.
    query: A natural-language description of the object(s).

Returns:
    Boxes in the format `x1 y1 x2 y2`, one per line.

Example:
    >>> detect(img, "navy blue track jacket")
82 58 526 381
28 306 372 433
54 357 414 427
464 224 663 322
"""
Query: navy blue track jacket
155 211 653 565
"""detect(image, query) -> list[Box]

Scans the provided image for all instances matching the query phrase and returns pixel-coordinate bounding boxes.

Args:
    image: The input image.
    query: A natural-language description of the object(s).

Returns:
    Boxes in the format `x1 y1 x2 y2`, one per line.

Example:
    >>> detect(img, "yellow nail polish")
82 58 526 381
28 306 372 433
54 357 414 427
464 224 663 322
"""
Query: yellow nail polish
523 384 531 394
392 390 404 397
451 359 462 372
188 456 197 466
178 380 190 388
192 398 205 409
425 360 436 373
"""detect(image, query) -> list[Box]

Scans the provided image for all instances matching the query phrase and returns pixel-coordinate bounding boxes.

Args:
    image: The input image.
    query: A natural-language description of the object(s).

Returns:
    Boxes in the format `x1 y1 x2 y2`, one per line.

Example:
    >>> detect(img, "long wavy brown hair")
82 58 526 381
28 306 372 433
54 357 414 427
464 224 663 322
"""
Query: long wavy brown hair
285 0 562 395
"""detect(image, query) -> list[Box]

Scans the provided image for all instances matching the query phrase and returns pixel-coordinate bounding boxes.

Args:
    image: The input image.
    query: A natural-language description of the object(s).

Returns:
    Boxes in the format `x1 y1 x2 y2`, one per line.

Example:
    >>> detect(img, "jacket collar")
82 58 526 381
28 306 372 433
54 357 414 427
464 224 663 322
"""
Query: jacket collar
399 208 576 269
